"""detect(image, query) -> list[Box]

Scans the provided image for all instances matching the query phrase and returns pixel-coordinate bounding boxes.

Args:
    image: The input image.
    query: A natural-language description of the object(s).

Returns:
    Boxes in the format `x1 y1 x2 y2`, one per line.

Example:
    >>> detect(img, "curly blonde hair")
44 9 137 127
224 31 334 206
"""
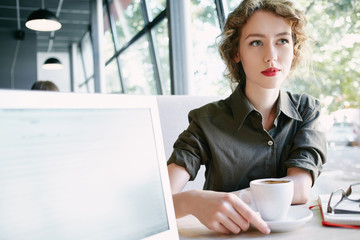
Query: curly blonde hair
218 0 309 88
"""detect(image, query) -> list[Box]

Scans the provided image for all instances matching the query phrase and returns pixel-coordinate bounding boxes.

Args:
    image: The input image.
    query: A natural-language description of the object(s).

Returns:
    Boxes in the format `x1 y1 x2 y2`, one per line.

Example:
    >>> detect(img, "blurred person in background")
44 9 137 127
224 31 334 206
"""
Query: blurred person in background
31 80 59 91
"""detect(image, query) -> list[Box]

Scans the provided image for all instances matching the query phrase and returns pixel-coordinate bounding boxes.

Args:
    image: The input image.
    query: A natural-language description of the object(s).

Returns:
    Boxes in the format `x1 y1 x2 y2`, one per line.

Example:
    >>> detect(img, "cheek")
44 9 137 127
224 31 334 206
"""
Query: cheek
240 58 256 77
283 48 294 69
239 48 250 65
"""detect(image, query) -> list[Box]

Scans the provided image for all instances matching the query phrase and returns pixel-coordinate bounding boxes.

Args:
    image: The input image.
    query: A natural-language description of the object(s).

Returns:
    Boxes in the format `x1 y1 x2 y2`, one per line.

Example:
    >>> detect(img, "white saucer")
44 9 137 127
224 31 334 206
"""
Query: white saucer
266 206 313 232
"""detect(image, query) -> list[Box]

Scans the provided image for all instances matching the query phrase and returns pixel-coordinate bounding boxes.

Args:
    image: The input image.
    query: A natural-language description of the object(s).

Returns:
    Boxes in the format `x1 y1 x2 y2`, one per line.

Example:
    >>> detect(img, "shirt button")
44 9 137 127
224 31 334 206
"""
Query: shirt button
268 140 274 146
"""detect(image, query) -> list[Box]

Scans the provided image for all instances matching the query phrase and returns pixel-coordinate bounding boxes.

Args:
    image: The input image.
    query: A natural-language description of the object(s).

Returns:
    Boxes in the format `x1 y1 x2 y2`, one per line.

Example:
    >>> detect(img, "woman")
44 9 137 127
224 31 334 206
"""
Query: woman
167 0 327 235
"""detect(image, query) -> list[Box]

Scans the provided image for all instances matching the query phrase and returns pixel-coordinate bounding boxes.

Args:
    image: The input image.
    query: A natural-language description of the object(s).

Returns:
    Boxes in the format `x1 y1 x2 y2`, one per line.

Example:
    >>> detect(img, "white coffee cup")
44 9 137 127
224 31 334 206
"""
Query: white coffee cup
239 178 294 221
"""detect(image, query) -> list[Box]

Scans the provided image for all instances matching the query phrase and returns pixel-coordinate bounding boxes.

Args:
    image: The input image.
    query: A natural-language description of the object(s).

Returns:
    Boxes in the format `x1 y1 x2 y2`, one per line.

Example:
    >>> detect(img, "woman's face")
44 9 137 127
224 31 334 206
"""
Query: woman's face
235 10 294 90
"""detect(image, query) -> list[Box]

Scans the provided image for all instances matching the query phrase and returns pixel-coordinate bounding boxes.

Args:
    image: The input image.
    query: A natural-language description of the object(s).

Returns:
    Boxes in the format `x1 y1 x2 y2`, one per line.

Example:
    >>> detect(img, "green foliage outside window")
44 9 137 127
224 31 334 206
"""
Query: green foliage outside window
284 0 360 113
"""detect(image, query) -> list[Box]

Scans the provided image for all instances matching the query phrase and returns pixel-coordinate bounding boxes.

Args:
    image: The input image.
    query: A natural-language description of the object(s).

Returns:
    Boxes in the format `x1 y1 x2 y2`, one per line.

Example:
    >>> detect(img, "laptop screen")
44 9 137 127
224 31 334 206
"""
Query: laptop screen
0 91 178 240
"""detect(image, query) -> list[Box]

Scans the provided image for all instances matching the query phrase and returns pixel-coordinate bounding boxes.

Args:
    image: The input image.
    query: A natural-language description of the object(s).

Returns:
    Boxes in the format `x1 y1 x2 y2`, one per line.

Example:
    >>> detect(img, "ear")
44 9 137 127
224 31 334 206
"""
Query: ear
234 52 241 63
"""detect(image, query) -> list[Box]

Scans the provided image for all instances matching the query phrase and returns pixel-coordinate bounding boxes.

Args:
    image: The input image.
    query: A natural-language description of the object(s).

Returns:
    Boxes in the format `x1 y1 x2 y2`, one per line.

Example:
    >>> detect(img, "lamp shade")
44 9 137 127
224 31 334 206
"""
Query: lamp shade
42 57 63 70
25 9 62 32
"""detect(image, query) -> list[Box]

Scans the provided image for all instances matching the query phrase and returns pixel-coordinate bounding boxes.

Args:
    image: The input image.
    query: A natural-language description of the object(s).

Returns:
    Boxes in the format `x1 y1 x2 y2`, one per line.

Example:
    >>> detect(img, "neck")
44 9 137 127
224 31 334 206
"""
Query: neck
245 86 279 112
245 85 280 130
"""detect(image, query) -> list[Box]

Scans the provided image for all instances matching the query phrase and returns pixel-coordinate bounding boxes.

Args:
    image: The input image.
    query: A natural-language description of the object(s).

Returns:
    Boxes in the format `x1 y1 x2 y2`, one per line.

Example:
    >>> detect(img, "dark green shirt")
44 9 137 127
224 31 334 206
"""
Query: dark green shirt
168 86 327 192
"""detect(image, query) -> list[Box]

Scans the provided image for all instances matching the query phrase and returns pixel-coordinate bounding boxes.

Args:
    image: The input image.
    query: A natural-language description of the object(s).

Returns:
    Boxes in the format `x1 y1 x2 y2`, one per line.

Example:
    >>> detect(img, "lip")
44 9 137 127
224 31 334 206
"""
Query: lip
261 67 280 77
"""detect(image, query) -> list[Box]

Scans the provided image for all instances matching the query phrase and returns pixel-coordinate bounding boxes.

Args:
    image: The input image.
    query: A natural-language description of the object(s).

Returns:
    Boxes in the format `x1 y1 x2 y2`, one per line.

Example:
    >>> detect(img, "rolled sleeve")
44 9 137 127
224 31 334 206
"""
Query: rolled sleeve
283 98 327 184
167 111 211 180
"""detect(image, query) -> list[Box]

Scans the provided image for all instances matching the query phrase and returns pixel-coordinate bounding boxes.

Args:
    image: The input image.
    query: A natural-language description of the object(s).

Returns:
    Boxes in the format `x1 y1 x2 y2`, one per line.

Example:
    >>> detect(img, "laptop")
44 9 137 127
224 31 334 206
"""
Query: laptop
0 90 179 240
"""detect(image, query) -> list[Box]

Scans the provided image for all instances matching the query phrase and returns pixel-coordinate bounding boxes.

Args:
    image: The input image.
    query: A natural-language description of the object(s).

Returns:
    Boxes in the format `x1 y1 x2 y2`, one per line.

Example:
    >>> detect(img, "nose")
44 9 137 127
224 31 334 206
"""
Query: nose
264 45 278 63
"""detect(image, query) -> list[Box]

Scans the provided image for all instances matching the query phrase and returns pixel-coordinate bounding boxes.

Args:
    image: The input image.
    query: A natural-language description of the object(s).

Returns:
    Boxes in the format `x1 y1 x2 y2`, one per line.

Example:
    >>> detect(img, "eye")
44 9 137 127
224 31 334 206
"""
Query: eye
250 40 262 46
277 39 289 45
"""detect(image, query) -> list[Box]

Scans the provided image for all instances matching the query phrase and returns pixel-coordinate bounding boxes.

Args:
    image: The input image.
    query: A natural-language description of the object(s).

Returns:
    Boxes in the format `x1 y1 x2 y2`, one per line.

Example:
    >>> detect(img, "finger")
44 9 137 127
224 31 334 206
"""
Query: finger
217 212 242 234
230 215 250 232
247 211 270 233
217 224 231 234
232 197 271 234
221 201 250 232
207 220 231 234
243 208 270 234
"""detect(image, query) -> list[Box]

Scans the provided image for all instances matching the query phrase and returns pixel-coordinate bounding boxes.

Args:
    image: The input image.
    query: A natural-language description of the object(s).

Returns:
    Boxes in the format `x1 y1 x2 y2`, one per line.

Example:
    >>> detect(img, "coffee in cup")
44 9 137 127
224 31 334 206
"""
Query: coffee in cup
239 178 294 221
261 180 291 184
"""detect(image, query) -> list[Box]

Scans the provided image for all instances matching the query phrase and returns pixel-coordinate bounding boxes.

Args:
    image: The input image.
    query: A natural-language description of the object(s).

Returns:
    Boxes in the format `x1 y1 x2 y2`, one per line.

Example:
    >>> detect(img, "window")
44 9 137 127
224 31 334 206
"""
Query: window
75 32 95 93
119 35 157 94
74 49 86 93
105 59 122 93
103 9 116 62
152 18 170 95
189 0 230 95
103 0 167 94
146 0 166 22
81 33 95 80
109 0 144 48
101 0 360 118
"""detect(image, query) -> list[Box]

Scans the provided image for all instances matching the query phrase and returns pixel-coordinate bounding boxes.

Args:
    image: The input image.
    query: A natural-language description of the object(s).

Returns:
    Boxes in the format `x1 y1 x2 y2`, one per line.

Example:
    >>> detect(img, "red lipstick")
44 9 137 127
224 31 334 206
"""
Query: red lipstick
261 67 280 77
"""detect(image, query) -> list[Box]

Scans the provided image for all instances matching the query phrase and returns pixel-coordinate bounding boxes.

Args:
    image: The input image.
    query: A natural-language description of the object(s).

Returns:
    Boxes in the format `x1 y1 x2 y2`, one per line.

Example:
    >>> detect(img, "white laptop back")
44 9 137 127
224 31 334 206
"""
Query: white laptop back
0 90 179 240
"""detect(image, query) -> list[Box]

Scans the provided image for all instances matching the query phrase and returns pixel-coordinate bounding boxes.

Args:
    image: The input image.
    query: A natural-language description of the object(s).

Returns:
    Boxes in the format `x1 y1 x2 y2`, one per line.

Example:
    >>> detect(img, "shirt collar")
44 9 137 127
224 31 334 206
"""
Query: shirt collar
229 85 303 129
229 85 255 129
278 90 303 122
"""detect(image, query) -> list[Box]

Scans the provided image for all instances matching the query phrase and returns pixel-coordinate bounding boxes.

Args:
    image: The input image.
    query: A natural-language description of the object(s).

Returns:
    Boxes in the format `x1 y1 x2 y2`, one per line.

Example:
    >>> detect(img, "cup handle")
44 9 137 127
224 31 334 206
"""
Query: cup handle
238 188 258 211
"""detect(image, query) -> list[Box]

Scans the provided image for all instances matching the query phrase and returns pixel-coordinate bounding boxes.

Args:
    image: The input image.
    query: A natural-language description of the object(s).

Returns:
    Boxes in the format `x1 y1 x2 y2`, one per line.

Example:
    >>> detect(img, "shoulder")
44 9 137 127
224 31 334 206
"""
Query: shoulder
284 92 322 123
188 97 232 121
286 91 321 111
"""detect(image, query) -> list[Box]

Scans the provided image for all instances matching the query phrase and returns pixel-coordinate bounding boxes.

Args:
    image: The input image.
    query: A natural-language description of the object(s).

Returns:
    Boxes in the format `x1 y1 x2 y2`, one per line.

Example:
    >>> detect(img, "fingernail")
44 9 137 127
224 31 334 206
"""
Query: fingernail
265 228 271 234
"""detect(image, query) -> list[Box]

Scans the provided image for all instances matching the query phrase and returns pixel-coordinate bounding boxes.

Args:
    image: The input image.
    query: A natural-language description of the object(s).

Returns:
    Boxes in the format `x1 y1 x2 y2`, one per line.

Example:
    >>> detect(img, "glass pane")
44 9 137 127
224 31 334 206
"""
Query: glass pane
190 0 231 95
74 41 95 94
74 48 86 92
78 78 95 93
145 0 166 21
119 36 157 95
76 85 88 93
86 78 95 93
103 8 116 62
105 59 122 93
152 19 170 95
110 0 145 48
81 32 94 78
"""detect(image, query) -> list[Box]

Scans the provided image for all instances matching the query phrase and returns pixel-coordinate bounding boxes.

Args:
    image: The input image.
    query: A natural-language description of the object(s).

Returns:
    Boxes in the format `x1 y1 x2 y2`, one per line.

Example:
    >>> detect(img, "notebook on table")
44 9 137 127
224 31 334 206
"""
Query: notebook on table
0 90 179 240
318 194 360 229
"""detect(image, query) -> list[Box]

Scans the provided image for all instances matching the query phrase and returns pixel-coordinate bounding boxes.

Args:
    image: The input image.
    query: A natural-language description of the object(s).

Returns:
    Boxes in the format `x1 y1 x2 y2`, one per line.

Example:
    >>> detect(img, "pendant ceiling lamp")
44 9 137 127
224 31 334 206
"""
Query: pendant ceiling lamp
25 0 61 32
42 57 63 70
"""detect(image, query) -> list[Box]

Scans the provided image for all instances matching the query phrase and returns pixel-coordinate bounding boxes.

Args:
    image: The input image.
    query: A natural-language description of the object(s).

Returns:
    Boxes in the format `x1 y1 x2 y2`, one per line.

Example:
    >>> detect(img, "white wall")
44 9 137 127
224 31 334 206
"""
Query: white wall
37 52 71 92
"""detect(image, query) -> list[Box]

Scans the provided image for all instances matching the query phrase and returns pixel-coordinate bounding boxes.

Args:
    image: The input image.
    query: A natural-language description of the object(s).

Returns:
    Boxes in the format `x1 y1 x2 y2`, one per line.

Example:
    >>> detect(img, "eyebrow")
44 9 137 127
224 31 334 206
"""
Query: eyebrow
245 32 291 40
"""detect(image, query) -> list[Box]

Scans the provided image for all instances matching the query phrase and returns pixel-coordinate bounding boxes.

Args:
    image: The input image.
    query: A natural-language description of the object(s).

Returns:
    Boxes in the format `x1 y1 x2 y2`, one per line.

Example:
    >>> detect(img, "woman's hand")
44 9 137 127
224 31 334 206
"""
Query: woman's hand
168 163 270 234
173 190 270 234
